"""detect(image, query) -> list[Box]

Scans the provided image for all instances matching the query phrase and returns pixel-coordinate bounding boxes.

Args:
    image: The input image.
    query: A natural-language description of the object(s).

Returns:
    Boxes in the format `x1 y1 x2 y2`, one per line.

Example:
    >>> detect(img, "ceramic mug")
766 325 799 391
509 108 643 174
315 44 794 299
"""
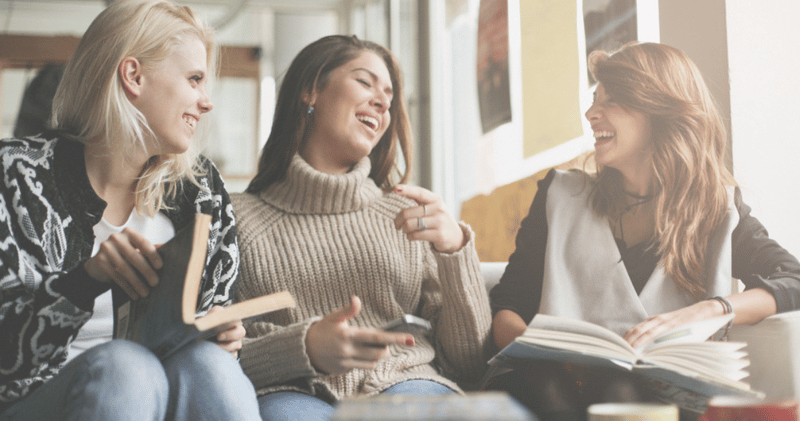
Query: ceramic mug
698 396 798 421
587 403 679 421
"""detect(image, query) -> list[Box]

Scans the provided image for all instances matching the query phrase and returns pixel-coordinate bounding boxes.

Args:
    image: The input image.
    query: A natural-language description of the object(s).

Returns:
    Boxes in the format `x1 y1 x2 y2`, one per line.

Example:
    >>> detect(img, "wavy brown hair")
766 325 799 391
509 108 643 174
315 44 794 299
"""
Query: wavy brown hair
246 35 411 193
588 42 735 297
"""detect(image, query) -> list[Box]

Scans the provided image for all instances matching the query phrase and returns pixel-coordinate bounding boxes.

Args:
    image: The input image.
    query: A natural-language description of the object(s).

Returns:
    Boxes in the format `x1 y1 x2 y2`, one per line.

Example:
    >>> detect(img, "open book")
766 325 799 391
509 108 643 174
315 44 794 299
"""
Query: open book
112 213 295 360
487 314 764 412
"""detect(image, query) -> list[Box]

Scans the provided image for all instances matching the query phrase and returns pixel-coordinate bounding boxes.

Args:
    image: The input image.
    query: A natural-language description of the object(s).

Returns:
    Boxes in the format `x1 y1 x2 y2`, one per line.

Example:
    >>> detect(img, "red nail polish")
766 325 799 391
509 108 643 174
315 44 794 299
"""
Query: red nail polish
405 338 415 346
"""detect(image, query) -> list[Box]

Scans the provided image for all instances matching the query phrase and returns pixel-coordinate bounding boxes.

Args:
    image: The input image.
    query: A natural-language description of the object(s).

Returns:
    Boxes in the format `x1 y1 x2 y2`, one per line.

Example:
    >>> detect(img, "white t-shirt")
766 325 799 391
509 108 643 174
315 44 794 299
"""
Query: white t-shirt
65 210 175 362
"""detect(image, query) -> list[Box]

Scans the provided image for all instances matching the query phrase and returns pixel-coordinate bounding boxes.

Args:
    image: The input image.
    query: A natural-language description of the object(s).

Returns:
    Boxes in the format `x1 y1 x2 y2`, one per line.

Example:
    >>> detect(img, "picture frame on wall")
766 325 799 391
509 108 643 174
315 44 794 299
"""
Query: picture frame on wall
583 0 638 85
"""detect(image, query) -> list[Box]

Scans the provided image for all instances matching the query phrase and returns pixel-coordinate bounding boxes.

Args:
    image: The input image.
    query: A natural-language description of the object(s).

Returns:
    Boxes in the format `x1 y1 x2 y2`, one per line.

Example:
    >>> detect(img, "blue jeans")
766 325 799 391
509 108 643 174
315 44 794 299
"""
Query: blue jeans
0 339 260 421
258 380 455 421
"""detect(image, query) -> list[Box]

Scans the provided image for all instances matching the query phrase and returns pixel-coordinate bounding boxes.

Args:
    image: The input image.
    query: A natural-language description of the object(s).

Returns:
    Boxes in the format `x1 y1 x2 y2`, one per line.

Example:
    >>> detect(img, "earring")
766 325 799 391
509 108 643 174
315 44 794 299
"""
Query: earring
308 106 315 114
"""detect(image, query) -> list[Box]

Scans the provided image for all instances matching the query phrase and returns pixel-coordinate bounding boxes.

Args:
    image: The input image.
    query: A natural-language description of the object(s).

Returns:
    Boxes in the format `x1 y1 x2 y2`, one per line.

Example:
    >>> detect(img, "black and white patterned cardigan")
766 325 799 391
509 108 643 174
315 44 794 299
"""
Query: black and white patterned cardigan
0 133 239 411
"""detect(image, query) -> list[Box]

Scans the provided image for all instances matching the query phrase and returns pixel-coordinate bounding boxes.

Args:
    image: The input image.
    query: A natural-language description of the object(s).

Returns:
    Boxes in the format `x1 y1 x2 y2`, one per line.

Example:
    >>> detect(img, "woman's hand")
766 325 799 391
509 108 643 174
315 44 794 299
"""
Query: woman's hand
84 227 163 299
305 296 414 375
208 306 245 358
623 299 722 349
393 184 466 253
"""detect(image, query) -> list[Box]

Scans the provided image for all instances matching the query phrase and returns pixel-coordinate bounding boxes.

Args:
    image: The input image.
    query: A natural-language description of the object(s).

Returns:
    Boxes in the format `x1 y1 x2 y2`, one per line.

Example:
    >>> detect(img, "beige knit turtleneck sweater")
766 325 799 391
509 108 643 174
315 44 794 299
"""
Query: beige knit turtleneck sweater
232 154 492 401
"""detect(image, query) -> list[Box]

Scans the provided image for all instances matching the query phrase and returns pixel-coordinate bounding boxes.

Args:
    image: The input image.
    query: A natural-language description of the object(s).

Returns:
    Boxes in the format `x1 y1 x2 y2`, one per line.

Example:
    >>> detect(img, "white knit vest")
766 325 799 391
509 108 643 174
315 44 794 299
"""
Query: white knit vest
539 170 738 336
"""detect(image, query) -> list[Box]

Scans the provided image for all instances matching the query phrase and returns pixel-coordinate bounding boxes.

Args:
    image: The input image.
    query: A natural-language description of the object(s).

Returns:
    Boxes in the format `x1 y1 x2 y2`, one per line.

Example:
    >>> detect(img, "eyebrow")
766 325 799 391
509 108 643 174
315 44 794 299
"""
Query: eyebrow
352 67 394 96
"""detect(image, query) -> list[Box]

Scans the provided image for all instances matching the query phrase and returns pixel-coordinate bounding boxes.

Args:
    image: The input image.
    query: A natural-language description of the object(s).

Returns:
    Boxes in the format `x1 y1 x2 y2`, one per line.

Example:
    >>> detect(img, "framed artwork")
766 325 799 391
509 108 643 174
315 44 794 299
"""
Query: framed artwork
583 0 638 84
477 0 511 134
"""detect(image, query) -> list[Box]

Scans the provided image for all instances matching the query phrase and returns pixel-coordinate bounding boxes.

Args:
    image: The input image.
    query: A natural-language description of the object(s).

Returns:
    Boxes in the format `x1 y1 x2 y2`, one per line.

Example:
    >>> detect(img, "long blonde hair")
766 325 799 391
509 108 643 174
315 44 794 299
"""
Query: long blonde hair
52 0 217 215
588 42 735 297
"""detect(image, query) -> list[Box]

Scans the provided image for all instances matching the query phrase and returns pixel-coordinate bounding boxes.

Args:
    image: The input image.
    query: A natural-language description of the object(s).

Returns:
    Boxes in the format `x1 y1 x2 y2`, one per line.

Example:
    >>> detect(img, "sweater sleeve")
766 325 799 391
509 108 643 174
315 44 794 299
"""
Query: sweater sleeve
238 318 322 390
732 190 800 312
231 199 323 391
488 169 554 325
418 224 492 385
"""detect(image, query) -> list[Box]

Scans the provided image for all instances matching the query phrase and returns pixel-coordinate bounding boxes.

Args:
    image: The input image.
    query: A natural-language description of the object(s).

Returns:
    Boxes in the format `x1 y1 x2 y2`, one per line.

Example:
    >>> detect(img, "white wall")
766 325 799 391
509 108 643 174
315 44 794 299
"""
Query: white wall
727 0 800 257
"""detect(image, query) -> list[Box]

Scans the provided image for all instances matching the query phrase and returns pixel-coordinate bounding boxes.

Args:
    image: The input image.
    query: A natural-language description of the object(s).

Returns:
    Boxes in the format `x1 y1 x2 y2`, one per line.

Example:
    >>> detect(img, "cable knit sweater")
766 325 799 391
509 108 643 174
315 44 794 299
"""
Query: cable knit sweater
232 154 492 401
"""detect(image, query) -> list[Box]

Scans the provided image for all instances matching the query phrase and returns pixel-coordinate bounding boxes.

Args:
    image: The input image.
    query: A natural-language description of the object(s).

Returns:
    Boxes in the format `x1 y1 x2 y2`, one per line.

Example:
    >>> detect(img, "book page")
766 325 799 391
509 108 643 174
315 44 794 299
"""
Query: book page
644 342 749 375
529 314 634 353
497 341 636 371
645 313 734 351
640 355 750 387
519 329 633 361
641 342 750 383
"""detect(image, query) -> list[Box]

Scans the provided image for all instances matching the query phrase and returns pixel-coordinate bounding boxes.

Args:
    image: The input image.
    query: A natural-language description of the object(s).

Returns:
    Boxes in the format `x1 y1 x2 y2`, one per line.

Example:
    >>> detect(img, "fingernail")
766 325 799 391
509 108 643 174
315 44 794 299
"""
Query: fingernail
405 338 415 346
395 186 403 193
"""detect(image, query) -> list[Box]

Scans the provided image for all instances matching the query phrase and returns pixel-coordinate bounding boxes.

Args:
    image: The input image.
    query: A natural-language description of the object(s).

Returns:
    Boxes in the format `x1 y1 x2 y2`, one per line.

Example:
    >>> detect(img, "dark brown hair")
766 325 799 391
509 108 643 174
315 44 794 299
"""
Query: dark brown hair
246 35 411 193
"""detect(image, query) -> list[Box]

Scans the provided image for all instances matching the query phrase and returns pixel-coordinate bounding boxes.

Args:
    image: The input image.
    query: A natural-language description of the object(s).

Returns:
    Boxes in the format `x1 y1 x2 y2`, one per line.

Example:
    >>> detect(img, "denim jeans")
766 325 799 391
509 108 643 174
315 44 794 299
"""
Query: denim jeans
257 379 455 421
0 339 260 421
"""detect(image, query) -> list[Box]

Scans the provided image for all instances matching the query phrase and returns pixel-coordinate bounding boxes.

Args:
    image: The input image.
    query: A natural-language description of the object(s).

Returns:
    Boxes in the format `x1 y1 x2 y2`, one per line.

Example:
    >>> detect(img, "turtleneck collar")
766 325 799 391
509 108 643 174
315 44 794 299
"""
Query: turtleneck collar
258 154 382 214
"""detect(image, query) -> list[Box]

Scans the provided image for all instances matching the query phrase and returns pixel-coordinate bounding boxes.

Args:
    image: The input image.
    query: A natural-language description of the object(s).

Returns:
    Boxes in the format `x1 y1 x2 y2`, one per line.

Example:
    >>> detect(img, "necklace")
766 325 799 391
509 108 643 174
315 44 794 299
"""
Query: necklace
616 192 653 245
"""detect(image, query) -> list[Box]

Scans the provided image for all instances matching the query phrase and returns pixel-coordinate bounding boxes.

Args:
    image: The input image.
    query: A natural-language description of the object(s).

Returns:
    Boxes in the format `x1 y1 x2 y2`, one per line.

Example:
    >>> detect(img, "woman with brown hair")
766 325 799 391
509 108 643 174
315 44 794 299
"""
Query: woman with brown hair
232 35 491 421
488 42 800 420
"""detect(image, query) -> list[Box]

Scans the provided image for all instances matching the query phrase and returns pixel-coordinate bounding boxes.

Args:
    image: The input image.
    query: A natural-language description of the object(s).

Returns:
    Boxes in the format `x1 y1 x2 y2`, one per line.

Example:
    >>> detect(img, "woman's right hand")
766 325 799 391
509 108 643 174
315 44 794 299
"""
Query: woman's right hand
305 296 415 375
83 227 163 300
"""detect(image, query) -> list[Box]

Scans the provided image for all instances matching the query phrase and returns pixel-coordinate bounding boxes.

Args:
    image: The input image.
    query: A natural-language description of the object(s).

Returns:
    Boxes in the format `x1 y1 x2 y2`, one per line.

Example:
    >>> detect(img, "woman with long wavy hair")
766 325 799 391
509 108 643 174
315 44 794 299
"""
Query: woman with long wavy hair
488 42 800 420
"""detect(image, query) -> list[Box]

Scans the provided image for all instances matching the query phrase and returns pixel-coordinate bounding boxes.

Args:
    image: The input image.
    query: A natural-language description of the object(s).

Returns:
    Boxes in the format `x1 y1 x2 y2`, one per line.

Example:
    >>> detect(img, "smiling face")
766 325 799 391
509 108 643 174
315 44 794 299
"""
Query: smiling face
300 51 393 174
586 83 653 176
132 36 213 156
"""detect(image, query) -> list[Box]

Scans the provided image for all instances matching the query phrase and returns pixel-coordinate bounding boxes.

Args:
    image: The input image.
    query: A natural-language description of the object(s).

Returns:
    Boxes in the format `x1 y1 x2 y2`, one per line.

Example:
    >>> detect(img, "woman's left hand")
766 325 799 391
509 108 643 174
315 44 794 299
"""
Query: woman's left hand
393 184 466 253
623 299 722 349
207 305 245 358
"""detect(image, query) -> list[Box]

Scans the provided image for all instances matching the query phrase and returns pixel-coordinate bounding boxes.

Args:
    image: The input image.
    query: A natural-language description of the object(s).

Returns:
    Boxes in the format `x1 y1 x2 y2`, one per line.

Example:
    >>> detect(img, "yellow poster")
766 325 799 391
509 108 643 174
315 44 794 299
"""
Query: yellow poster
520 1 583 158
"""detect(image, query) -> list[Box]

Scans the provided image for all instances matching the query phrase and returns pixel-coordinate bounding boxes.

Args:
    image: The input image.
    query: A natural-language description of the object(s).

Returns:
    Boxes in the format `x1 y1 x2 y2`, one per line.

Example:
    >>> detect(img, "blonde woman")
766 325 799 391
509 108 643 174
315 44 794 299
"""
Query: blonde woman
0 1 259 420
488 43 800 420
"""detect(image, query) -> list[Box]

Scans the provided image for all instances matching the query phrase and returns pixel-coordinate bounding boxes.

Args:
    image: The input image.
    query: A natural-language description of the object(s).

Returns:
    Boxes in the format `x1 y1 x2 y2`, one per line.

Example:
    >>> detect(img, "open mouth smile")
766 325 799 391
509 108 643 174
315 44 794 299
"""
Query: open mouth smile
357 113 379 131
593 130 614 144
183 114 198 130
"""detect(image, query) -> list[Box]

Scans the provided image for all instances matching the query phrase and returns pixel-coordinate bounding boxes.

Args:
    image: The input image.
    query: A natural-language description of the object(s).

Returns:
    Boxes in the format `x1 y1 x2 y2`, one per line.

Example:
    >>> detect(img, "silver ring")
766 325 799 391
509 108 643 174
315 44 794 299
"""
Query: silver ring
422 204 427 216
418 216 427 231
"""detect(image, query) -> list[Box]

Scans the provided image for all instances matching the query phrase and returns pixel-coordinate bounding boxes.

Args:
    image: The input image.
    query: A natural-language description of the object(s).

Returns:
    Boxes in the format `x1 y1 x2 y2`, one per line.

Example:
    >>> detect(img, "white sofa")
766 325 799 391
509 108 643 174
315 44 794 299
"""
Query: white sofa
479 262 800 401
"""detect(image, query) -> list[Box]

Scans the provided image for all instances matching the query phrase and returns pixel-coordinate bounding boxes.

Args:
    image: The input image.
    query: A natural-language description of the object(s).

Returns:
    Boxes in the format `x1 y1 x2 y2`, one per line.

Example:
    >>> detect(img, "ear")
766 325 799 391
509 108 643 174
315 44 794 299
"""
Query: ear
119 57 143 98
302 88 317 109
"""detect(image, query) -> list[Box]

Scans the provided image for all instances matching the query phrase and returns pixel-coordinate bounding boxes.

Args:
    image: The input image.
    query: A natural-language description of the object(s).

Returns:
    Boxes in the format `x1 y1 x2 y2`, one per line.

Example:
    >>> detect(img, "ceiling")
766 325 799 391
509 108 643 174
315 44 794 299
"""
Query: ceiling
0 0 346 10
0 0 348 35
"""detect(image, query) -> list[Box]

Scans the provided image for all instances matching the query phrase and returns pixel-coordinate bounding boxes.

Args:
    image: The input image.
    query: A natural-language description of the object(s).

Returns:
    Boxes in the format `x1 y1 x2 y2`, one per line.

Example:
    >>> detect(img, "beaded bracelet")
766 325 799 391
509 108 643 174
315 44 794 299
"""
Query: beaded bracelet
710 296 734 341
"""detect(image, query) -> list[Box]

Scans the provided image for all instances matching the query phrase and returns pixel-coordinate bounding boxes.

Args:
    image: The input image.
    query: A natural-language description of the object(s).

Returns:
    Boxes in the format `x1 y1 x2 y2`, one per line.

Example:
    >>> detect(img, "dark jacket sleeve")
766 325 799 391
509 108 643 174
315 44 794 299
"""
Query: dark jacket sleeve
732 189 800 313
489 169 555 325
0 140 96 410
191 156 240 313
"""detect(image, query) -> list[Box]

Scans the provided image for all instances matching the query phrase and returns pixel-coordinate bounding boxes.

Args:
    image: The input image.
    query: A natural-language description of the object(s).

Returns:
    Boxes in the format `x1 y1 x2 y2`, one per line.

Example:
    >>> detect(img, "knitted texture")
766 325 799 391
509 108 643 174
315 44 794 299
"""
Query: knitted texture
233 154 492 401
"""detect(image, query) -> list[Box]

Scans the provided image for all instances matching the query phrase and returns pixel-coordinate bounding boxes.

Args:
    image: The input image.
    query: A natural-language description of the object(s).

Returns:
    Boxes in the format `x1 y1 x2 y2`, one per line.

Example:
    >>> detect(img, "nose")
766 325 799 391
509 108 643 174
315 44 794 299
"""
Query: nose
585 102 600 122
371 92 390 113
199 89 214 113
